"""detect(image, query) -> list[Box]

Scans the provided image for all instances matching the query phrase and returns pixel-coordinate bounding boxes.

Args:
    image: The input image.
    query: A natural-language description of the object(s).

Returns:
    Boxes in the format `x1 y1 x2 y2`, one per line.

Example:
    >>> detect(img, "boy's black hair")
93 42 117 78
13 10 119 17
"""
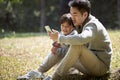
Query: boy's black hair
60 13 75 27
68 0 91 15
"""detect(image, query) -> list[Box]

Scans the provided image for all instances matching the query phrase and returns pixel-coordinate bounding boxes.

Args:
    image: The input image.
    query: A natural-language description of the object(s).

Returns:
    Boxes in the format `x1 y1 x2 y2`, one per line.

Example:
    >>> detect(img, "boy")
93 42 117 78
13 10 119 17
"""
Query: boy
17 13 78 80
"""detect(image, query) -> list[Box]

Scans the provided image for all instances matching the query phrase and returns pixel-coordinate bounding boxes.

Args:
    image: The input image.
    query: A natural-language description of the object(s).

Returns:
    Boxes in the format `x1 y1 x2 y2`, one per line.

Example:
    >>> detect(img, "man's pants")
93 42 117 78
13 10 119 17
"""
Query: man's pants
52 45 108 77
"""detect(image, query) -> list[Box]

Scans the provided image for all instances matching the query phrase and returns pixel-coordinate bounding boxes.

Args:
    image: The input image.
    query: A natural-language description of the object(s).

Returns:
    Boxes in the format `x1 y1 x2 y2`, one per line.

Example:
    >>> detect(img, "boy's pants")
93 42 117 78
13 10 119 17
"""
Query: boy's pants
38 52 62 73
38 45 108 77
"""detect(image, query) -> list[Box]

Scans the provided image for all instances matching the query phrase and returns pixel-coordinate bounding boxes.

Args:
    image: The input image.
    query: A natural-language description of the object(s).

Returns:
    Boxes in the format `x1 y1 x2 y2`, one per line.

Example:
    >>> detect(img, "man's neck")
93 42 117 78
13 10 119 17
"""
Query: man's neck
82 16 90 27
76 15 90 33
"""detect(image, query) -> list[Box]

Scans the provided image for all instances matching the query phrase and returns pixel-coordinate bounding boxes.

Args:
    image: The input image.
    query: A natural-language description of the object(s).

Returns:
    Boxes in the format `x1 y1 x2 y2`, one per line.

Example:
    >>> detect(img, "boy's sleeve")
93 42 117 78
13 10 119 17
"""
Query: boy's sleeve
57 45 69 58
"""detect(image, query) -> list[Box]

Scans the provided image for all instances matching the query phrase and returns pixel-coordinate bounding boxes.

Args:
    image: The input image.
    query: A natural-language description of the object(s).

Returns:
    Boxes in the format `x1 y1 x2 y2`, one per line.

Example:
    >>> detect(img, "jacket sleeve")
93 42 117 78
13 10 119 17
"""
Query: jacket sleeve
58 24 97 45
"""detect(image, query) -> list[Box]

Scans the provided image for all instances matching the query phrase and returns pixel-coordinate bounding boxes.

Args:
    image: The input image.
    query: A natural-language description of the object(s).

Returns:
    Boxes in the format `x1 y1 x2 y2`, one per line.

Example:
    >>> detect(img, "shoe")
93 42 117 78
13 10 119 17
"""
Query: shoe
17 70 44 80
17 74 29 80
28 70 45 79
43 76 53 80
68 68 80 75
43 74 61 80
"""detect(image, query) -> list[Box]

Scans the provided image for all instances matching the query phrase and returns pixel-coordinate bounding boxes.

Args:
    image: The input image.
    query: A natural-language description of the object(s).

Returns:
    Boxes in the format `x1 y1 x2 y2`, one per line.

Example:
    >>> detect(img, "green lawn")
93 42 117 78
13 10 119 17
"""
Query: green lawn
0 30 120 80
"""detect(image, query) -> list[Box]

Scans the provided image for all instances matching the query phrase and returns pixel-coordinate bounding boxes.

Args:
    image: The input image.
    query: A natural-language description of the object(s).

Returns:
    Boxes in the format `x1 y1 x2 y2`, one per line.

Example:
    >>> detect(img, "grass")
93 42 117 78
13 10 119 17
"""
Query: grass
0 30 120 80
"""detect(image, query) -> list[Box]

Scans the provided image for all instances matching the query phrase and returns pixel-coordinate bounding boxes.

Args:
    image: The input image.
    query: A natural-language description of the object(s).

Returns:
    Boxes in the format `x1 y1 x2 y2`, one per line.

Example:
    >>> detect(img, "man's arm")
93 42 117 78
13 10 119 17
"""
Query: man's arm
58 24 97 45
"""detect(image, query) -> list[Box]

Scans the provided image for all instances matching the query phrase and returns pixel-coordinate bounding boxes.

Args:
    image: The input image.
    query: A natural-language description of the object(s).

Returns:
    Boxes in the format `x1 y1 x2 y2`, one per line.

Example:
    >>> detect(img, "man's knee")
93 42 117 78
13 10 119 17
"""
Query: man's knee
70 45 82 49
69 45 84 53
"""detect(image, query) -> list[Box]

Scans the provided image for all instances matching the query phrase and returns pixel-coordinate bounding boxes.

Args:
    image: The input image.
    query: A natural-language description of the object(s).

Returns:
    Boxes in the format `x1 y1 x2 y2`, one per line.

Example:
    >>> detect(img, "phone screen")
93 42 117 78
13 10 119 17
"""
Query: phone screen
45 26 53 33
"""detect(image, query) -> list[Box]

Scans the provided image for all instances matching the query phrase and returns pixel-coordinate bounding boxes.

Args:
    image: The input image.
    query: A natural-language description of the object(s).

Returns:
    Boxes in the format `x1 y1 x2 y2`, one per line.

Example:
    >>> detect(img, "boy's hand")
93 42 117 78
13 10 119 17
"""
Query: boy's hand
52 41 61 48
51 47 58 54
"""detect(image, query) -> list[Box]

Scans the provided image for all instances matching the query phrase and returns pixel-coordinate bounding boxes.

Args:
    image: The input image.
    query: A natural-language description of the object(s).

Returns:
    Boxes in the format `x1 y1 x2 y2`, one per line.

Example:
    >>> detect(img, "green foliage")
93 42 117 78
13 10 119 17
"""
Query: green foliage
0 0 119 32
0 0 3 3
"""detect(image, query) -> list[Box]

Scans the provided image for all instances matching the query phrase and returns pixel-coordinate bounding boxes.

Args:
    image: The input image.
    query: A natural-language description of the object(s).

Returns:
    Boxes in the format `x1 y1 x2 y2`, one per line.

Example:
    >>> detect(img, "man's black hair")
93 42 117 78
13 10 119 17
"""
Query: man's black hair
68 0 91 14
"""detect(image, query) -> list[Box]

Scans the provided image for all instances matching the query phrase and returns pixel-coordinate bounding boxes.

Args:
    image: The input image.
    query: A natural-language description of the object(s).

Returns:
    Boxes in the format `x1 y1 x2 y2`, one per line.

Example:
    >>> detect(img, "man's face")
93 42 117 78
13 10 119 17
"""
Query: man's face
70 7 87 27
61 22 74 35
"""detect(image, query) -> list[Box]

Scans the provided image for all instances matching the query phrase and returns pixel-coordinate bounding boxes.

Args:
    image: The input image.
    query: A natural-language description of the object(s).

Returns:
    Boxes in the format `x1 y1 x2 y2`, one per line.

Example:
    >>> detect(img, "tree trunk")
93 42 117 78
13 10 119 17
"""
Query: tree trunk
60 0 70 16
40 0 46 32
117 0 120 28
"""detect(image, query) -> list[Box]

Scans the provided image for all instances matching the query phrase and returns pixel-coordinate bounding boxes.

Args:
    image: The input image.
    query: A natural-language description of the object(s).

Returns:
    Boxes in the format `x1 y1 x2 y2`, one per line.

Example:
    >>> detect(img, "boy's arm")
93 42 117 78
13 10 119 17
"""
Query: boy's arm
51 43 69 58
57 45 69 58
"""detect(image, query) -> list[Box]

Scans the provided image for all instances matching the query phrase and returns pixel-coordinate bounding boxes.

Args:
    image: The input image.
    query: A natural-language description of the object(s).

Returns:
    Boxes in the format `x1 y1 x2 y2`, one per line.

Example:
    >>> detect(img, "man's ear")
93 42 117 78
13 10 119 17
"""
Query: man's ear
83 12 88 19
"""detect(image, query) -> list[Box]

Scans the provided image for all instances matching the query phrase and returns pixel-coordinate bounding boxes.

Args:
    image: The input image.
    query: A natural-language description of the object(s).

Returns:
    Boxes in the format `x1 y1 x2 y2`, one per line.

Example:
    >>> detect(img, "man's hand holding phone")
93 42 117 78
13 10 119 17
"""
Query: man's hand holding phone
49 29 59 42
44 25 59 41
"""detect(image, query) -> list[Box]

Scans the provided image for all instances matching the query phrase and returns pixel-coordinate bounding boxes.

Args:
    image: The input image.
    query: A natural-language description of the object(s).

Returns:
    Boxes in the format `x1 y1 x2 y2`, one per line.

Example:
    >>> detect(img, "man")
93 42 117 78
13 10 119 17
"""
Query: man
46 0 112 80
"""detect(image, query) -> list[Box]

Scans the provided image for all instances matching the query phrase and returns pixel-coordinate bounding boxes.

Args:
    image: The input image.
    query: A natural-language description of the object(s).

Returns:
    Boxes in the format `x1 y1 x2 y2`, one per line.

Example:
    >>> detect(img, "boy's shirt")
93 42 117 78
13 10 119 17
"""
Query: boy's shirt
56 30 78 58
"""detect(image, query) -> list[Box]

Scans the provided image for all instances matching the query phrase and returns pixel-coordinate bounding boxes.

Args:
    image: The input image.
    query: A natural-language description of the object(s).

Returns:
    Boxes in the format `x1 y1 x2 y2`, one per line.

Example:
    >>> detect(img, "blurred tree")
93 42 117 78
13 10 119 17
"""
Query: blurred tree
45 0 60 30
5 1 16 31
60 0 70 16
40 0 46 32
91 0 117 29
0 0 119 32
0 0 16 31
117 0 120 28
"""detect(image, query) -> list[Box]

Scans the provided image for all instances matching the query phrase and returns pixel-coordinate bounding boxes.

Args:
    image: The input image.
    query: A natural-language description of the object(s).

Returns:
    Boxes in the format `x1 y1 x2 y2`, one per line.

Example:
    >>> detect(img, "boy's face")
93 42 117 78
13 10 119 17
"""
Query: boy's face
61 22 74 35
70 7 88 27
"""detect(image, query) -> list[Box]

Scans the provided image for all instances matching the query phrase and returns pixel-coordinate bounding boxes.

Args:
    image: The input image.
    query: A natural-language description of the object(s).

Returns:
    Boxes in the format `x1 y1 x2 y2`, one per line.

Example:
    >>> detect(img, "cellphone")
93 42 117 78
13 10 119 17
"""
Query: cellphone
45 25 53 33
